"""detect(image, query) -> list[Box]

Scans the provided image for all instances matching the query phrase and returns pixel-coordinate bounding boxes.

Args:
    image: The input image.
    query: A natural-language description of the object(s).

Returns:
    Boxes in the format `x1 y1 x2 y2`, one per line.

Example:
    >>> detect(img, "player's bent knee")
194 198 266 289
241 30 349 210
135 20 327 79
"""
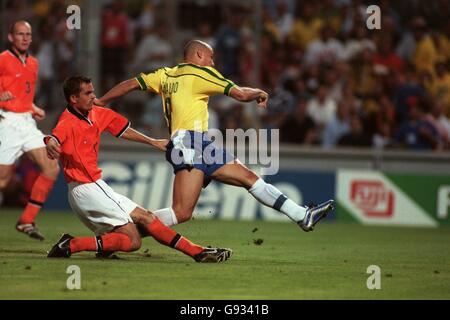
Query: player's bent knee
0 178 11 191
130 236 142 251
172 208 193 223
130 209 153 225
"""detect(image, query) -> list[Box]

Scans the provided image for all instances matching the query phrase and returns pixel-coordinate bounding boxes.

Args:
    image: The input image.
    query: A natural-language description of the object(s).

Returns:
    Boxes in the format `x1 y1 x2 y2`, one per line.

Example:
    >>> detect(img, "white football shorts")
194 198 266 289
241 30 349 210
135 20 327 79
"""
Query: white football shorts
0 110 46 165
68 179 138 236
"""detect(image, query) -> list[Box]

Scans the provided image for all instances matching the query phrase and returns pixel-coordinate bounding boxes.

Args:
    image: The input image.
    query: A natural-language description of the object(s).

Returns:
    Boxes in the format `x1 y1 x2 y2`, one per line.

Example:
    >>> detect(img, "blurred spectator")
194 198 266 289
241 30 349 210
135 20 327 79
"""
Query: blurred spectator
261 72 295 129
341 81 362 111
317 0 342 34
274 0 294 42
306 85 337 130
395 101 439 150
340 0 366 35
343 25 376 61
239 27 257 86
396 16 421 62
337 114 372 147
350 46 379 101
101 0 131 91
424 100 450 150
427 62 450 117
410 17 440 76
214 10 243 79
373 36 405 75
196 21 216 48
3 0 35 34
393 67 427 124
219 103 253 133
132 23 172 74
322 101 351 148
304 25 345 66
136 1 156 32
323 66 344 102
35 19 56 111
287 3 323 50
262 6 281 43
280 99 317 145
52 1 76 82
373 94 397 149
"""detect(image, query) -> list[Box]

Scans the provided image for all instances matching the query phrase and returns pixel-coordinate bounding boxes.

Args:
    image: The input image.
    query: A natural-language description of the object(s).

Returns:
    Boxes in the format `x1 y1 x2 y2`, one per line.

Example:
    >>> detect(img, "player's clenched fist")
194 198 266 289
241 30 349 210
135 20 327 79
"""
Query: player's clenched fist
256 90 269 108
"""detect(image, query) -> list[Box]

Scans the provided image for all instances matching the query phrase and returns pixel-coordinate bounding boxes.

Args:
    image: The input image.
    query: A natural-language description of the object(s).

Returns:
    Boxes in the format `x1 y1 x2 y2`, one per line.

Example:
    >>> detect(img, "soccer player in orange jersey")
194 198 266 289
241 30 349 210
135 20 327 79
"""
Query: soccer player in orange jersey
0 21 59 240
45 76 231 262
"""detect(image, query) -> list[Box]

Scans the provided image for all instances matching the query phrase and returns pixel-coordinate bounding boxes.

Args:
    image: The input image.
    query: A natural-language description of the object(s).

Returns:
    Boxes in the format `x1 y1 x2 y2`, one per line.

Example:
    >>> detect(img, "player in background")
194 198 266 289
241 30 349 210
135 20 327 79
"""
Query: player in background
45 76 231 262
96 40 334 232
0 21 59 240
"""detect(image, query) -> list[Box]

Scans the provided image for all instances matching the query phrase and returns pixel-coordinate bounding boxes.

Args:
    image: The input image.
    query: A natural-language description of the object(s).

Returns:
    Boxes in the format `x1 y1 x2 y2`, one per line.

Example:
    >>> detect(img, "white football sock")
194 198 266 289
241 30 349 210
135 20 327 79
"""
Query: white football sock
248 178 307 222
153 207 178 226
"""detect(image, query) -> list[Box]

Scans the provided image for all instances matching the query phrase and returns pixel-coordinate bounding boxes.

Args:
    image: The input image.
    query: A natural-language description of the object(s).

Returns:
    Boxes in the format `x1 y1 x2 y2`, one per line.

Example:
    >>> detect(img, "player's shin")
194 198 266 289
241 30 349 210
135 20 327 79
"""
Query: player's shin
248 178 307 222
70 233 133 254
19 174 56 224
140 218 203 258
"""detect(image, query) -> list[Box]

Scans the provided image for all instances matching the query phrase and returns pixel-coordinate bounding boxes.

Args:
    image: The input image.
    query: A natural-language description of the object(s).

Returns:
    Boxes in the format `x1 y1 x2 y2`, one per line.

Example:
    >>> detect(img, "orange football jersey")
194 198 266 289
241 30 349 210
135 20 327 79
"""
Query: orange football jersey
0 49 38 113
47 105 130 183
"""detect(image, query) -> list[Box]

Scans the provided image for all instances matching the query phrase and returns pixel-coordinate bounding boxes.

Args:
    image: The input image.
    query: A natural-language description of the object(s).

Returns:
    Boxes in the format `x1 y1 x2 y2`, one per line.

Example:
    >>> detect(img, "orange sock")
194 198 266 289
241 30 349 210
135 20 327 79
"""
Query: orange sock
146 218 203 257
101 233 132 252
19 175 55 224
70 233 132 254
70 237 96 253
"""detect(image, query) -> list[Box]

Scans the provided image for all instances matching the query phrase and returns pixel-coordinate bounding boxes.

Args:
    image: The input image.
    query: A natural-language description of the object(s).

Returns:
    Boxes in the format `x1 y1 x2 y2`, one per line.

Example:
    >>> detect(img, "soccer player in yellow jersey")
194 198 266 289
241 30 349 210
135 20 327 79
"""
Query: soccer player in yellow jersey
96 40 334 232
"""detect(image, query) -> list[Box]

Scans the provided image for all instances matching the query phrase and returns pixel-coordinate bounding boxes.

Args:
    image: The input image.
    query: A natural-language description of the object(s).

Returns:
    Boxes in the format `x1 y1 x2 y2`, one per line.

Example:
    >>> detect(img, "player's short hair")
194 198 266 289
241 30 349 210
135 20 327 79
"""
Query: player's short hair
183 40 211 59
9 21 31 34
63 76 92 103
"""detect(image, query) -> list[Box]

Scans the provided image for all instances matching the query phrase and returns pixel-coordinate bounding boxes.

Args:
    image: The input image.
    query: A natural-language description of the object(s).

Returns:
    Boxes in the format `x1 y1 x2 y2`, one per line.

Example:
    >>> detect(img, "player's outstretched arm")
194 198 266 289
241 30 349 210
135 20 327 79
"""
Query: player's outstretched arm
229 86 269 108
120 127 169 152
95 79 140 106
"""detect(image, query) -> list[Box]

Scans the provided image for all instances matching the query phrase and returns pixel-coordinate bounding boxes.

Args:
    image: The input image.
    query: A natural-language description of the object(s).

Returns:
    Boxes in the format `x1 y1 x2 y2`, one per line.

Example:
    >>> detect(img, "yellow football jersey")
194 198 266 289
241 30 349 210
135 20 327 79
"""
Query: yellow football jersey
135 63 235 134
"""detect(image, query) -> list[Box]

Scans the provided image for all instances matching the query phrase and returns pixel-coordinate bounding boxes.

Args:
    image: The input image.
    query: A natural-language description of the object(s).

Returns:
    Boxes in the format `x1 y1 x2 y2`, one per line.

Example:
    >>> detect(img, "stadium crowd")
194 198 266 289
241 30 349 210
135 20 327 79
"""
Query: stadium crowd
2 0 450 151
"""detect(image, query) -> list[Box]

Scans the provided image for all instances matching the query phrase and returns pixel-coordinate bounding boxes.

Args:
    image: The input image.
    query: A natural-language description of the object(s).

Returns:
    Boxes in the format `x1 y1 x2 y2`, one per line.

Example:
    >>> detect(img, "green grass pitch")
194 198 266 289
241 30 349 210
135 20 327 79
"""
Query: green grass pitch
0 209 449 299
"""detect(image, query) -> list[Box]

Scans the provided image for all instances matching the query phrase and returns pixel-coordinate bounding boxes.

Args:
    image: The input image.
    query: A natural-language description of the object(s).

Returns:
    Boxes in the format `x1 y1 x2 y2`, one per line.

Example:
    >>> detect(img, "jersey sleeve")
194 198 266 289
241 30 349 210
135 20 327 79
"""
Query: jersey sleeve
134 68 164 94
49 121 69 146
193 66 235 96
98 107 130 137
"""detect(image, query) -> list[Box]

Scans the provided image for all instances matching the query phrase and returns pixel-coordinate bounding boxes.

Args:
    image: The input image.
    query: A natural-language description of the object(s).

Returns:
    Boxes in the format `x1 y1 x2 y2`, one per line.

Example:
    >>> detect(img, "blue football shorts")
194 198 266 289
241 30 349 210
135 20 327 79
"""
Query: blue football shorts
165 130 235 188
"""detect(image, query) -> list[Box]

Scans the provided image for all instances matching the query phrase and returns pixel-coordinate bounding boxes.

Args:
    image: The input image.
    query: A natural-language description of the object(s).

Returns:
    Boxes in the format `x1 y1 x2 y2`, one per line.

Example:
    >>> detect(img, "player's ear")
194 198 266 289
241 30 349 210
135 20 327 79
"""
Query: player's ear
196 49 202 60
7 33 13 43
69 95 78 105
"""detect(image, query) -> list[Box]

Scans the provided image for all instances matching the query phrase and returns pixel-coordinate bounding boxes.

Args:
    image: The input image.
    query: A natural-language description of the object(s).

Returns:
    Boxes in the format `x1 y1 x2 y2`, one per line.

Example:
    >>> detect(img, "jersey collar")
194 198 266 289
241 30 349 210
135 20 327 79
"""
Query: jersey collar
7 46 29 64
67 104 93 125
